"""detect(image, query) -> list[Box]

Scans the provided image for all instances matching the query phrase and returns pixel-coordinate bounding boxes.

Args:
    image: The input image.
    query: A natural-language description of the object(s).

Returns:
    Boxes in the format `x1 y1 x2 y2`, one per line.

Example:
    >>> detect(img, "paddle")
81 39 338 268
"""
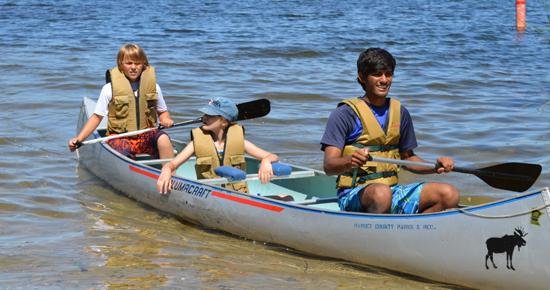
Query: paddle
369 156 541 192
76 98 271 147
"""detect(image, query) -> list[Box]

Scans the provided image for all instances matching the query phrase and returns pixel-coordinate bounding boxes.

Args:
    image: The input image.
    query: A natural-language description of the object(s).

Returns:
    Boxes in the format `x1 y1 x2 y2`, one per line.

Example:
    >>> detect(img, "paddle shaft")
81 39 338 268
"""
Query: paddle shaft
371 156 532 182
75 98 270 148
370 156 436 170
77 118 202 146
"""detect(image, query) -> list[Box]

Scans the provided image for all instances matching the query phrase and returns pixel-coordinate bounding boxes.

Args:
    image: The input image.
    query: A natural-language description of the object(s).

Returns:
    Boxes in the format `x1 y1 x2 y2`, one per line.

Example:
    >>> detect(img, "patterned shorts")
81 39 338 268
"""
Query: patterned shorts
107 129 169 159
338 182 424 214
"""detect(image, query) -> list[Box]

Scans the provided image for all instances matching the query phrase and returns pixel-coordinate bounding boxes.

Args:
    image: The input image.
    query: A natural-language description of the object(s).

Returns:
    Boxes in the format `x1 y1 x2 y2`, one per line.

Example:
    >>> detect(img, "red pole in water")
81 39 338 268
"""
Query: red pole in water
516 0 526 31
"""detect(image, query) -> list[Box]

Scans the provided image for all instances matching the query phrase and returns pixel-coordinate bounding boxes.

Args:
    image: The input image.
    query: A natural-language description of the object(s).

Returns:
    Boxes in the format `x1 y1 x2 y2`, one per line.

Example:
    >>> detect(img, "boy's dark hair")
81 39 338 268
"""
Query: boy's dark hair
357 48 396 77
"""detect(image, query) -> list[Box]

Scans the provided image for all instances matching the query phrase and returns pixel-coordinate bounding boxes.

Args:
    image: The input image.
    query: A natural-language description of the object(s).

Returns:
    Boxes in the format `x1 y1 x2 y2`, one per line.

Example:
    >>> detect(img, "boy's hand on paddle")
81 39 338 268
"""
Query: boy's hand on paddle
351 148 370 168
68 137 80 151
159 118 174 128
436 157 454 174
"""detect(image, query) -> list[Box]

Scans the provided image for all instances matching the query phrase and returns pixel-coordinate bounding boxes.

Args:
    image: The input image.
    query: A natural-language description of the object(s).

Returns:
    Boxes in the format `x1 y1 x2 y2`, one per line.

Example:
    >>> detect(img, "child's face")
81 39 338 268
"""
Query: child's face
202 114 227 131
121 56 144 82
364 70 393 98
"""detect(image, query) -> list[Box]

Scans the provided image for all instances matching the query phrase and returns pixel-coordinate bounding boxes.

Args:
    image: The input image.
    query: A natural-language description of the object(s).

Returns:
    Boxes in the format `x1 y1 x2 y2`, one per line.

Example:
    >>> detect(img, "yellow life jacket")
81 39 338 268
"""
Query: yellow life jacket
192 124 248 193
336 97 402 188
107 66 158 135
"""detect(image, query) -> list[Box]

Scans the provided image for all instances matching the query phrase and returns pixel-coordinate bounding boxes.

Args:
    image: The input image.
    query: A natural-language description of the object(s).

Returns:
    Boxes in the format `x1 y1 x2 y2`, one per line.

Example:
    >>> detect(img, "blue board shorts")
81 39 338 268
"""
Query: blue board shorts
338 182 424 214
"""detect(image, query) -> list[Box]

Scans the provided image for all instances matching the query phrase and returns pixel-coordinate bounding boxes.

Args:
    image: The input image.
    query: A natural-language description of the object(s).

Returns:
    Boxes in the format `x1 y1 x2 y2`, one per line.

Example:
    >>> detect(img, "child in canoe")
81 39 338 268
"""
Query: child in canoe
156 97 279 195
68 43 175 160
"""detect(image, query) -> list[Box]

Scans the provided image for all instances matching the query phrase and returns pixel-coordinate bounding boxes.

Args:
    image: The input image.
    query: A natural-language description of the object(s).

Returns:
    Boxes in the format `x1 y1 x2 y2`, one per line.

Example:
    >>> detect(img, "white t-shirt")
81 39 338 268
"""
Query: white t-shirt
93 83 168 117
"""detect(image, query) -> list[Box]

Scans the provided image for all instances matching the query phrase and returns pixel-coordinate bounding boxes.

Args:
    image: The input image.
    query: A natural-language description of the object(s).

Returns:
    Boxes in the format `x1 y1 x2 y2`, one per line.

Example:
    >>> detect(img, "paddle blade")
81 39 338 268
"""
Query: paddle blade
237 99 270 121
472 162 542 192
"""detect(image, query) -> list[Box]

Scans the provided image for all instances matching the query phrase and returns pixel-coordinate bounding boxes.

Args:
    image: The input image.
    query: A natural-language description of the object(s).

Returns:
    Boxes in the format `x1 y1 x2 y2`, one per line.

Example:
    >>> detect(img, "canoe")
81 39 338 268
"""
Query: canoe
76 97 550 290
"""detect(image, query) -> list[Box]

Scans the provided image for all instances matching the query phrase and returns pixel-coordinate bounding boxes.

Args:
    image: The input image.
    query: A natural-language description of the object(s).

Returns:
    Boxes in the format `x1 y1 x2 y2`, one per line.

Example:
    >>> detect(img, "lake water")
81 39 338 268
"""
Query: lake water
1 0 549 288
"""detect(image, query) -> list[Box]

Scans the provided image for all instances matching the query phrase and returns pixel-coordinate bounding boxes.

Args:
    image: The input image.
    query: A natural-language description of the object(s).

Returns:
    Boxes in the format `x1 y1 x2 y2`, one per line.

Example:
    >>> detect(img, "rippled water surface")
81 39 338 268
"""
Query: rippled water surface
1 0 550 289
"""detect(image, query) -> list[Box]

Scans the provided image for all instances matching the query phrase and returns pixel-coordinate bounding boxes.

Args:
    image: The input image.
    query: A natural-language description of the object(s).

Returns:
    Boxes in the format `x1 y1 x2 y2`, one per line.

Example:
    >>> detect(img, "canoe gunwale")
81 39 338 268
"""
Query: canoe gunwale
94 136 550 219
79 97 550 219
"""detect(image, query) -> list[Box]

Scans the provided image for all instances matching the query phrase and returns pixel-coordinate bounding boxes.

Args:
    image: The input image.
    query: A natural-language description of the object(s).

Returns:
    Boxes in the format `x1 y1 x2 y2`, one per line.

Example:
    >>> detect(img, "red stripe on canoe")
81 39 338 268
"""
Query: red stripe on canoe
129 165 284 212
211 191 285 212
129 165 159 179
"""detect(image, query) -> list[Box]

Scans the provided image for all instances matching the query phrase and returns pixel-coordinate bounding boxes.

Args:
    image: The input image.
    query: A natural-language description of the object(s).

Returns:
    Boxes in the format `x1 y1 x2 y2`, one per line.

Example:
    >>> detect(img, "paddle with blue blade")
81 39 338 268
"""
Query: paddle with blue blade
370 156 542 192
76 98 270 147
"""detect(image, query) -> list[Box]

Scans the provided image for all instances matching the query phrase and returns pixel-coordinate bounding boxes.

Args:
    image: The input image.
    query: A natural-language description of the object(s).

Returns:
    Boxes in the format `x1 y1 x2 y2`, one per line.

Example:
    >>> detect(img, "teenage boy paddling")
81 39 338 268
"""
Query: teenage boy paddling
321 48 459 214
68 43 175 160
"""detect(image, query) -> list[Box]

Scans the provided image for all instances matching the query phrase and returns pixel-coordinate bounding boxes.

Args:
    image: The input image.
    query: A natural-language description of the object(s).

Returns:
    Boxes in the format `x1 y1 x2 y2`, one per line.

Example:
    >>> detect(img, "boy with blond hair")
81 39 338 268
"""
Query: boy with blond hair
69 43 174 159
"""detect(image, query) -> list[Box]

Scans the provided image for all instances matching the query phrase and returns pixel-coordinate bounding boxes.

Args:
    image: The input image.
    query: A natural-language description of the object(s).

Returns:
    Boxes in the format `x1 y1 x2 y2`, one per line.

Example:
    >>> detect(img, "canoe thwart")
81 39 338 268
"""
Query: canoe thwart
215 163 294 182
202 168 315 185
272 162 292 176
215 166 247 181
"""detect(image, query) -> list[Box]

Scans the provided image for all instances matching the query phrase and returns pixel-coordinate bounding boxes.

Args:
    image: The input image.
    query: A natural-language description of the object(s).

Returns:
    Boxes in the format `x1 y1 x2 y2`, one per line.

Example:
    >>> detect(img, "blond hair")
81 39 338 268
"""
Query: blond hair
116 43 150 70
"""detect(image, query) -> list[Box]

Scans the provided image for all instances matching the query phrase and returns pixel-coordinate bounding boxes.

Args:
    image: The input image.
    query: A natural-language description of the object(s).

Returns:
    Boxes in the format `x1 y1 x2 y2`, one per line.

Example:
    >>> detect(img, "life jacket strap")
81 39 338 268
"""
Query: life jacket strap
351 143 399 152
357 171 398 183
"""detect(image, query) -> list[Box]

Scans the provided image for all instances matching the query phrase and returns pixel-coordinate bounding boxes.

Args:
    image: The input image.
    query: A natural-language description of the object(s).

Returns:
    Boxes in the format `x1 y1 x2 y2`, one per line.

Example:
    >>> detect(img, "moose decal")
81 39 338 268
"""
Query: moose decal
485 227 528 271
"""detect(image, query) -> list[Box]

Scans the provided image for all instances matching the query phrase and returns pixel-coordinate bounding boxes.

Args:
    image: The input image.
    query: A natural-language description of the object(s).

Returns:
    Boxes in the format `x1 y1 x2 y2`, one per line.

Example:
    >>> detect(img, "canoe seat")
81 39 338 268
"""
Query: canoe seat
135 154 152 161
202 165 315 202
134 150 178 164
167 160 317 203
136 158 173 165
294 197 339 206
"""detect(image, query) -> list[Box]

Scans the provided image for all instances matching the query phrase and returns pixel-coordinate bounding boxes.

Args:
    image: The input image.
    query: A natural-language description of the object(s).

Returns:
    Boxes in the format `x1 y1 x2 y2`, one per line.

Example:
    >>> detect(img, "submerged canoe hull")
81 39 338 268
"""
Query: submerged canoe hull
76 98 550 290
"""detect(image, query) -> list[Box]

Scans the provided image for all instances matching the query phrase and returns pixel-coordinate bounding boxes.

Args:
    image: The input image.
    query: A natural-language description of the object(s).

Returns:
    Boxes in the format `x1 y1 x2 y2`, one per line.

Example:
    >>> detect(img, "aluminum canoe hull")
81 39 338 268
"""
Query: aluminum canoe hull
76 97 550 290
